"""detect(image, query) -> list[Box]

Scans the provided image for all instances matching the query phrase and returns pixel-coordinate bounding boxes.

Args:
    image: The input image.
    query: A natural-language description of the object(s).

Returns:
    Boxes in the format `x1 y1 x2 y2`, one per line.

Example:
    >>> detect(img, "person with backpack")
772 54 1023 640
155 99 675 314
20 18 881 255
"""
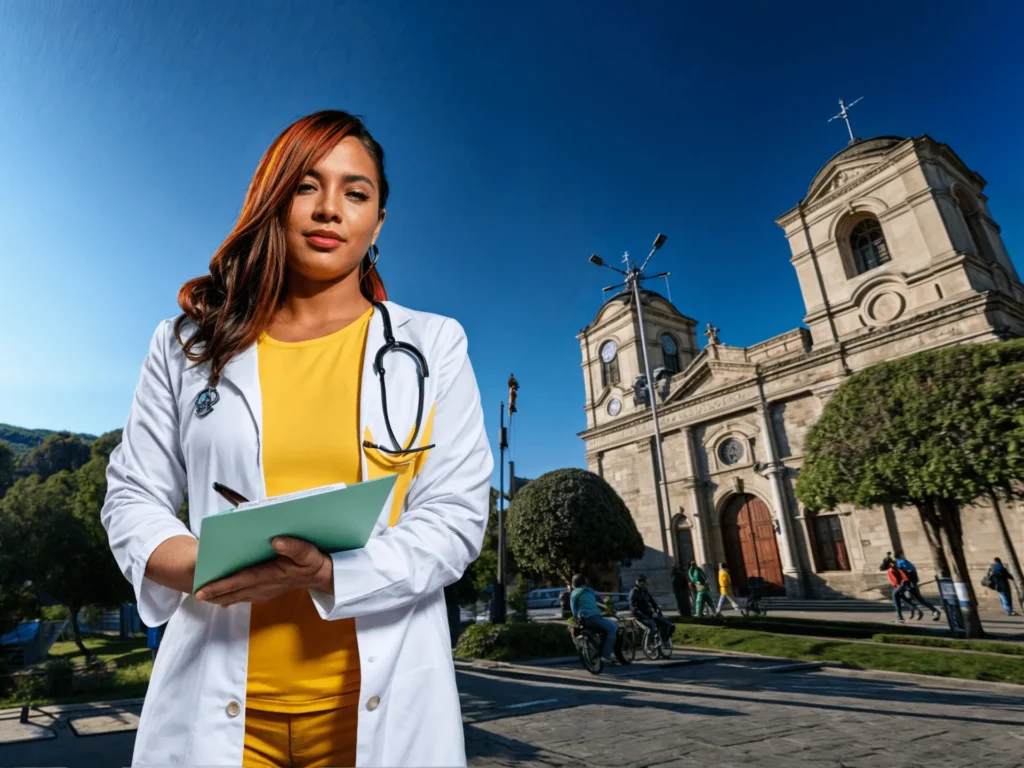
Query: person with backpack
985 558 1018 616
894 551 941 621
887 561 922 623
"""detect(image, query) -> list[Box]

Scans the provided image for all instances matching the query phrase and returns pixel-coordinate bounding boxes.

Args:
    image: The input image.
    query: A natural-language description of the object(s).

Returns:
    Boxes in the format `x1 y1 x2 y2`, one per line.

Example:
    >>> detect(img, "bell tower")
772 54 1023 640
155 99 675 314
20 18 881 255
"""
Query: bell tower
776 135 1024 353
578 289 698 433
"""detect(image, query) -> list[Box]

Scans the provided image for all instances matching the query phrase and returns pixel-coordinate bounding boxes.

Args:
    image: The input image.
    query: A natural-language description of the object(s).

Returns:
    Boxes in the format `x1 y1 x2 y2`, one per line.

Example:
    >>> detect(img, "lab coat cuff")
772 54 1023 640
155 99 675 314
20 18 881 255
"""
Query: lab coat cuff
134 526 193 628
309 548 379 620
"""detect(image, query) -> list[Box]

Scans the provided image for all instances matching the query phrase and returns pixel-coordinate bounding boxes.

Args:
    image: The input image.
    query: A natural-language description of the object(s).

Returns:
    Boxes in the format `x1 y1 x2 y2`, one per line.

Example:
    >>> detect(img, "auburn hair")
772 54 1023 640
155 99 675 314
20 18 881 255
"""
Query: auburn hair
175 110 388 386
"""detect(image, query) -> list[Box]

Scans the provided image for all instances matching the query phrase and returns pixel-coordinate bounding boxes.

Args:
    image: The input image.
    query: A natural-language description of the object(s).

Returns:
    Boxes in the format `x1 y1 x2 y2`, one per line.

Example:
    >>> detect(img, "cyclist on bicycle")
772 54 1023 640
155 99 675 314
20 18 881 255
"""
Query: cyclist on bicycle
629 575 674 645
569 574 616 661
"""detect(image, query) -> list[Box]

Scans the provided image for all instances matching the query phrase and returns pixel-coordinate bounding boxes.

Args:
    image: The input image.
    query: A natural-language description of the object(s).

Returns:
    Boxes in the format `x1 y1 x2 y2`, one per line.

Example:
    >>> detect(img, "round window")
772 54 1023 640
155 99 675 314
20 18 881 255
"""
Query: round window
719 438 744 465
607 398 622 417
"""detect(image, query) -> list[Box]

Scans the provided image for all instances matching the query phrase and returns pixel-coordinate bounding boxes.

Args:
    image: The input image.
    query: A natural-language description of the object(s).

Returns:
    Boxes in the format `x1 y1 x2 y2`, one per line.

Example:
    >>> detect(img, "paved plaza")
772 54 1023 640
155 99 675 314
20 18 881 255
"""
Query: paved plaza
3 648 1023 767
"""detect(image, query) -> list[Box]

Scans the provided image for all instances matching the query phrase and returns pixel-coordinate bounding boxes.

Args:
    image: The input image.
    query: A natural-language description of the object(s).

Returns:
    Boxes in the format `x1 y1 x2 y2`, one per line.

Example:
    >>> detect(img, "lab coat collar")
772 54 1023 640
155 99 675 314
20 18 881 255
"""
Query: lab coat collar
211 299 415 455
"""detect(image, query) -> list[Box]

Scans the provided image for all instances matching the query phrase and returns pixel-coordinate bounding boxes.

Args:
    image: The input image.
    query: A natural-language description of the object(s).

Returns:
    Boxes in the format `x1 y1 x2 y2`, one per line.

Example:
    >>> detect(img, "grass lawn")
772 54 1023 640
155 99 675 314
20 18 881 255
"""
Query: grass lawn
0 634 152 708
871 633 1024 656
672 622 1024 686
713 614 925 639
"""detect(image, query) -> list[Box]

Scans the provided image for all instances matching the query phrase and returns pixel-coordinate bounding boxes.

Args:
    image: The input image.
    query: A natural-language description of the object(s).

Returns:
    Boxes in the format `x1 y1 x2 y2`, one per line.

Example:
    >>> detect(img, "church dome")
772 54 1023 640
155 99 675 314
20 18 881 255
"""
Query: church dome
807 136 905 195
604 287 668 305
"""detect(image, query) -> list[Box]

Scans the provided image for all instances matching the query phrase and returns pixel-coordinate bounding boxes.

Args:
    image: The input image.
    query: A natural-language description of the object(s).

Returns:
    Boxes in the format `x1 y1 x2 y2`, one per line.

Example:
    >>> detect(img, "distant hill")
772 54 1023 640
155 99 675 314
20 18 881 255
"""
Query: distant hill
0 423 98 456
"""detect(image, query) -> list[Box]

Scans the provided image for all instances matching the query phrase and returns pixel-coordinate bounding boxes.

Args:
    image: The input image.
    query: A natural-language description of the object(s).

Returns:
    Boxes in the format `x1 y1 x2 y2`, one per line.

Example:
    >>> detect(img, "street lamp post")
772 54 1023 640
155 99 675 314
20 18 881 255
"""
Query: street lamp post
590 234 673 566
493 402 508 624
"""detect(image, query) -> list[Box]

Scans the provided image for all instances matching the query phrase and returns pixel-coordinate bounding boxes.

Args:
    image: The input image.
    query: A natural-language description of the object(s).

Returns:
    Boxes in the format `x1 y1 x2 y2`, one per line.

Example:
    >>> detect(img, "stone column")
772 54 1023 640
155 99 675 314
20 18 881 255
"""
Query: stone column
757 403 800 588
681 426 711 569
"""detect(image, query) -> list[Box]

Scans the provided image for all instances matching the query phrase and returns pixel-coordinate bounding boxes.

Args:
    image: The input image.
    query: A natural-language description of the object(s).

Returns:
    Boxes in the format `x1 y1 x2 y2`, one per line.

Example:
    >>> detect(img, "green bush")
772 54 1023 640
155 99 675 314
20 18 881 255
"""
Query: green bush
41 606 68 622
81 605 105 628
9 659 76 705
601 596 615 616
508 580 530 621
13 673 47 703
454 621 575 661
43 658 74 696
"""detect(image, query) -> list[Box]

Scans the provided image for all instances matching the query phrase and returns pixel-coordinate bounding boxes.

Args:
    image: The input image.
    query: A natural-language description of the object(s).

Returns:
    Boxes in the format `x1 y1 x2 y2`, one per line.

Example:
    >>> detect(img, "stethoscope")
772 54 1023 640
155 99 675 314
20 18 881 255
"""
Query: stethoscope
194 301 434 457
362 301 435 456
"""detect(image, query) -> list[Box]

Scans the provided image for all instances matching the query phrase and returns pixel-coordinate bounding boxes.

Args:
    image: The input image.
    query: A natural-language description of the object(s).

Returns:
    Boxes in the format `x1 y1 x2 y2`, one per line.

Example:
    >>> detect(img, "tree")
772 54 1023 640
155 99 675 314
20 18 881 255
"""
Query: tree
17 431 91 480
506 468 644 585
0 468 131 656
797 340 1024 638
0 439 14 498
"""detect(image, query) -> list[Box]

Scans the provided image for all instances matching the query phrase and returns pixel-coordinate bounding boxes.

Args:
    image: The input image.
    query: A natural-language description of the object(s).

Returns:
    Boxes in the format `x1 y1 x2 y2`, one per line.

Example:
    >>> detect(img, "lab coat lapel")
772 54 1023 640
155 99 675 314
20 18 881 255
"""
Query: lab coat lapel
217 343 263 469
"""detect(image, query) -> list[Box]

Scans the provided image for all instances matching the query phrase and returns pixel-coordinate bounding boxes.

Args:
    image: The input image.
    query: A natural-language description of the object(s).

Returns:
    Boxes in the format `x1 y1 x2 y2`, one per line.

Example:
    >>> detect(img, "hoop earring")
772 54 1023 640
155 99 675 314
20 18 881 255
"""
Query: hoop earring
364 244 380 272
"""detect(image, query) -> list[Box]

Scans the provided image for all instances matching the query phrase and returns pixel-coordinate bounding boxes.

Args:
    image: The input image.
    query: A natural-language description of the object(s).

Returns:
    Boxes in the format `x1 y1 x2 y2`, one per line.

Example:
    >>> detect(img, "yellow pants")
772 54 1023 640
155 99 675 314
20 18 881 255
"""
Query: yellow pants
243 706 358 768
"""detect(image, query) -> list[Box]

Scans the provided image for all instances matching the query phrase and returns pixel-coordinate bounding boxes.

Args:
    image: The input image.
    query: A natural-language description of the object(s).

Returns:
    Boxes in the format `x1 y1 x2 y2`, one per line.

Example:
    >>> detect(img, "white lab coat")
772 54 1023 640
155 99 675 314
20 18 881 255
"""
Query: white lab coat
102 301 493 767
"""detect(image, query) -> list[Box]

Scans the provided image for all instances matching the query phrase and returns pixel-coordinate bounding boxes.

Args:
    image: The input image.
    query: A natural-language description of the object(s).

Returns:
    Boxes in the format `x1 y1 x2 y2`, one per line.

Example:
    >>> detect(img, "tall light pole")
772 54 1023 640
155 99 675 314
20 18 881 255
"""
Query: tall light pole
590 233 673 565
493 402 508 623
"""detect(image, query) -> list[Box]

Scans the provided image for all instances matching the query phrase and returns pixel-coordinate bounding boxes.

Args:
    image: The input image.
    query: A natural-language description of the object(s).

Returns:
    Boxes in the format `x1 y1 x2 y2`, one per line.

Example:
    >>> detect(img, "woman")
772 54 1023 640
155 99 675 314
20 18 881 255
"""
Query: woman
715 563 745 616
101 111 492 767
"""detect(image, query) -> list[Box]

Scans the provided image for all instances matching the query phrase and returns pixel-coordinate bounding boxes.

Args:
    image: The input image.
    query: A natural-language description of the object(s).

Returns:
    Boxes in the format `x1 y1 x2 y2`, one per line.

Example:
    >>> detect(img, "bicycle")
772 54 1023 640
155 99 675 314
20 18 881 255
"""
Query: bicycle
744 576 768 617
629 614 674 660
568 615 634 674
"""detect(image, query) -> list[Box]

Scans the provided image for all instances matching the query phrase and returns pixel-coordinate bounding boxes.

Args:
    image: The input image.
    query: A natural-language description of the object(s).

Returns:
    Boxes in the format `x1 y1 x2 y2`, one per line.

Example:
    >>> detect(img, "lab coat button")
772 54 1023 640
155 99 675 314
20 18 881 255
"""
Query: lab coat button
366 696 381 711
226 701 242 717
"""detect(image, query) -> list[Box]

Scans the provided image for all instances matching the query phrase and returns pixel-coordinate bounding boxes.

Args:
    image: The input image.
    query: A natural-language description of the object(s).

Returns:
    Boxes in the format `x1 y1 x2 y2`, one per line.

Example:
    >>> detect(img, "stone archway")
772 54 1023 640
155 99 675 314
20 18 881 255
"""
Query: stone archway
721 494 785 596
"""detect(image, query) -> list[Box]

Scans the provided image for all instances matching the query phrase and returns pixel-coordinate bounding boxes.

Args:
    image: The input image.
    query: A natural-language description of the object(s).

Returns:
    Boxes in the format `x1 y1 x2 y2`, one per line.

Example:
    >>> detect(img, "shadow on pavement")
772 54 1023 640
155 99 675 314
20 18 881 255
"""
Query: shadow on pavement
460 657 1024 730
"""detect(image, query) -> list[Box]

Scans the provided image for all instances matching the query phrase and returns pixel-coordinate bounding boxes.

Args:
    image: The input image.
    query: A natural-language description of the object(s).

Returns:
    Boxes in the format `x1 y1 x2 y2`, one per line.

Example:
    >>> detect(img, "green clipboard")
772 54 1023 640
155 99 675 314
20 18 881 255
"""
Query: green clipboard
193 474 397 592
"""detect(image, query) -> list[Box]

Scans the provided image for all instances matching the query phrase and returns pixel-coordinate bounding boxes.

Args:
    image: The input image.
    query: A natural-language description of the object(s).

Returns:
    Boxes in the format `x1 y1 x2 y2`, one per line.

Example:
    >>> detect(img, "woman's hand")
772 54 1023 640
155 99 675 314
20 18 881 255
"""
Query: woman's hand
194 537 334 607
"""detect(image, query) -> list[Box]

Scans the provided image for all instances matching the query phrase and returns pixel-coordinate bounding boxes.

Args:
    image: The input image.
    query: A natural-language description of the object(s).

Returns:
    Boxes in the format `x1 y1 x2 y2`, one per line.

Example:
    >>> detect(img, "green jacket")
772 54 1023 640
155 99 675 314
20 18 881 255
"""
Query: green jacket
688 566 708 587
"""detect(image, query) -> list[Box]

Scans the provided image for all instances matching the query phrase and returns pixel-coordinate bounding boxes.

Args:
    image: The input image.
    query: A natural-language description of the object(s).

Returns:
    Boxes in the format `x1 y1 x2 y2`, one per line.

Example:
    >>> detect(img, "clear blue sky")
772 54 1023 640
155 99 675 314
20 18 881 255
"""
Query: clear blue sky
1 0 1022 485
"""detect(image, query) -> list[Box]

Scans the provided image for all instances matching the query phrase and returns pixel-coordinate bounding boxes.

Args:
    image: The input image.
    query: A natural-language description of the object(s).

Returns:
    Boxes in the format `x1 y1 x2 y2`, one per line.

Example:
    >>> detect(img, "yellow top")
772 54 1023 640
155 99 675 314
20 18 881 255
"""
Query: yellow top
718 568 731 590
246 307 372 714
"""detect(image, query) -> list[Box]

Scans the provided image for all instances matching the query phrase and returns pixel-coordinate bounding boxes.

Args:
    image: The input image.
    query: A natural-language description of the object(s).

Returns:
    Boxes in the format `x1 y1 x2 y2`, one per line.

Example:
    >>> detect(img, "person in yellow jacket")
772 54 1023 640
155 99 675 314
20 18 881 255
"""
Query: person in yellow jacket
716 563 746 616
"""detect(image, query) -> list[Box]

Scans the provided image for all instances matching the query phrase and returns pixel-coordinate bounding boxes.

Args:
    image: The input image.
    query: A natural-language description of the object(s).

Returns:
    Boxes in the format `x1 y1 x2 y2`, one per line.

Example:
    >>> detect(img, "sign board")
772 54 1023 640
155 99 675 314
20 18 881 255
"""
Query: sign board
936 578 967 638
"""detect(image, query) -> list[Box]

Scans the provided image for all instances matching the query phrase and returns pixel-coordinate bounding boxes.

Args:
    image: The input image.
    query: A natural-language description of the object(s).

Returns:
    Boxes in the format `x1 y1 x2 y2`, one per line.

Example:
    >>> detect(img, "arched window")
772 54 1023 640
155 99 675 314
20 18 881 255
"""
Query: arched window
954 188 993 263
599 340 620 387
849 218 891 275
809 513 850 572
661 334 680 374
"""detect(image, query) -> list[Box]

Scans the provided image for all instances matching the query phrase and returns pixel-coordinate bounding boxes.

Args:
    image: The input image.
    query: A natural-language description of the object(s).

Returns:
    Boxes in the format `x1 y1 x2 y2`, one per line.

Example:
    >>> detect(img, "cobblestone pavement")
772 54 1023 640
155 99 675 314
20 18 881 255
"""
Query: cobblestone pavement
2 651 1022 767
460 653 1024 768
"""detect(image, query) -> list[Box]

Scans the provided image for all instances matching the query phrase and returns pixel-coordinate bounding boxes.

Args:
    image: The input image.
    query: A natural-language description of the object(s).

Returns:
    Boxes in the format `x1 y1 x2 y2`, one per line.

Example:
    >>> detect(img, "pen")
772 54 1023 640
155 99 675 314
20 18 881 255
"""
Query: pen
213 482 250 508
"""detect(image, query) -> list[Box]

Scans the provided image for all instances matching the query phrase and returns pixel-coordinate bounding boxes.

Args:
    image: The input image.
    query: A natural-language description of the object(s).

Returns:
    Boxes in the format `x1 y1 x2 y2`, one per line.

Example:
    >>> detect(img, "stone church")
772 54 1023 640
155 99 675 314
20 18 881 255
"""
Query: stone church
578 134 1024 601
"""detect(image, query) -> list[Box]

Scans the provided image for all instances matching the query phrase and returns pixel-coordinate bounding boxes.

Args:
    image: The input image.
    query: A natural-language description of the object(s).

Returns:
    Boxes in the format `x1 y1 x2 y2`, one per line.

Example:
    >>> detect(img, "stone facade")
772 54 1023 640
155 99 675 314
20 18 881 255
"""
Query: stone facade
578 135 1024 604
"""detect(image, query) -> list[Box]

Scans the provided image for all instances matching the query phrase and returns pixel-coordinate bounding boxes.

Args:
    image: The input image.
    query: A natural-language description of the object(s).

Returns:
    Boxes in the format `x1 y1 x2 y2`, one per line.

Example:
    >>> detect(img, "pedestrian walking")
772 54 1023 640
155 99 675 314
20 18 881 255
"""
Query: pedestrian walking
687 561 714 618
715 563 745 616
887 561 922 623
893 551 941 621
671 566 691 617
984 558 1018 616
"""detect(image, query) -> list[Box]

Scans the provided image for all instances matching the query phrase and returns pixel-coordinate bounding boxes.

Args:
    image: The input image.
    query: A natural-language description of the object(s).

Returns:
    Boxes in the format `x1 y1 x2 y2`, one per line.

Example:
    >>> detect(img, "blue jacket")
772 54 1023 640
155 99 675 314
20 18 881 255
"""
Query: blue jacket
895 558 918 584
570 587 602 619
